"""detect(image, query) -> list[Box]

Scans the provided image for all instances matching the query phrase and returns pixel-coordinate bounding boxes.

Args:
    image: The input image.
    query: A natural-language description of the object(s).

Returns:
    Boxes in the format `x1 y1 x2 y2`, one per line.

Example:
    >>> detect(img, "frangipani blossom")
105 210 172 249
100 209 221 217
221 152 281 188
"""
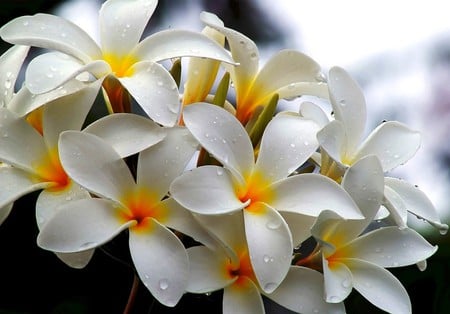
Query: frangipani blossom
317 67 448 233
0 44 29 108
37 128 213 307
187 212 345 314
200 12 329 124
309 156 438 314
170 102 363 293
0 0 235 126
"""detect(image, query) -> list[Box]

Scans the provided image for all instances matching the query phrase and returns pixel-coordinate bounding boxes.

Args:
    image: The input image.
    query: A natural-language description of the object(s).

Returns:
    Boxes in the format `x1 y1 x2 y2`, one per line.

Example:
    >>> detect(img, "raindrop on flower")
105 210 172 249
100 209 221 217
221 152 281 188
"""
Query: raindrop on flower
266 219 281 230
159 278 169 290
289 143 296 148
216 168 224 176
263 255 271 263
328 295 340 303
264 282 277 292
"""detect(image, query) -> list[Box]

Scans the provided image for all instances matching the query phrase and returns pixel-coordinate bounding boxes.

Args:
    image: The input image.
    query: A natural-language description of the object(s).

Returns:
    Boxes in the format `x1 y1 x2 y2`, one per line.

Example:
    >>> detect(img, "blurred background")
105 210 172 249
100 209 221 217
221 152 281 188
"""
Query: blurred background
0 0 449 313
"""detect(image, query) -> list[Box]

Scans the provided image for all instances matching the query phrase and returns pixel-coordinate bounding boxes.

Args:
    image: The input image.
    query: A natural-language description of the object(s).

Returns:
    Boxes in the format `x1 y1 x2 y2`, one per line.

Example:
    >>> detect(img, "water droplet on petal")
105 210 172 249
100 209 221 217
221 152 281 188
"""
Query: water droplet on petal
159 278 169 290
216 168 224 176
263 282 277 292
266 219 281 230
289 143 296 148
328 295 340 303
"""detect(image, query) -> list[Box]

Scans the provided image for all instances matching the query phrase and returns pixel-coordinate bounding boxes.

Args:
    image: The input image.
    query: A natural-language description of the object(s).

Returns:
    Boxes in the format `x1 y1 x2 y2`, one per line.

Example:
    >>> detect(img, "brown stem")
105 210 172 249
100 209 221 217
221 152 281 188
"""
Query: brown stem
123 272 140 314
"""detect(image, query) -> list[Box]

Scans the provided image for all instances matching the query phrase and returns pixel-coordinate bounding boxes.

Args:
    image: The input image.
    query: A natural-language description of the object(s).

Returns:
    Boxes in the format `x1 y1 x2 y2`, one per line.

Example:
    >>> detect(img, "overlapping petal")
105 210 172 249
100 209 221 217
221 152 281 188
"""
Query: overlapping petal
37 198 134 252
0 203 13 225
299 101 330 128
223 278 264 314
58 131 135 201
0 13 102 63
317 120 347 164
0 45 29 106
255 113 319 182
322 257 353 303
244 203 292 293
129 218 188 307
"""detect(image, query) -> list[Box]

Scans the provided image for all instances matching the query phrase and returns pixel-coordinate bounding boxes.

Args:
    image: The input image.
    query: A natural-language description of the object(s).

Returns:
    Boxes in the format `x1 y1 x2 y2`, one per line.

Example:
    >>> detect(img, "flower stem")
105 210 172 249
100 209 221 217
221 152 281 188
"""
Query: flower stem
123 272 140 314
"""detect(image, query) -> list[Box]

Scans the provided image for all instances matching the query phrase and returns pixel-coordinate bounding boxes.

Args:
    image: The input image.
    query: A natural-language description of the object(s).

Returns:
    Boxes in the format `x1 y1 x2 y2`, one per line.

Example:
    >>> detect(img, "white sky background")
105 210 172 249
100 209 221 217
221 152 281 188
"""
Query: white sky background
55 0 450 230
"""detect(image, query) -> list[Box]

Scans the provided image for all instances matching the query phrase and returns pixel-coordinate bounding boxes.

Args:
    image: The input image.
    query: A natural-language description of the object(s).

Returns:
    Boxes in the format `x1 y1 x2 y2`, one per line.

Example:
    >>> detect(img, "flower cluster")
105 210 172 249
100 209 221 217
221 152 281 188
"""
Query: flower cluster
0 1 447 313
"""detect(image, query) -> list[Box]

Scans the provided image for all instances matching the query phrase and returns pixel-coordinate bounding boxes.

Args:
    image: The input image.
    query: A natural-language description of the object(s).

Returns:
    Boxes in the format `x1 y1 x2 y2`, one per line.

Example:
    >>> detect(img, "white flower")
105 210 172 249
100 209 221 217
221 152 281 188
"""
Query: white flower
0 0 235 126
170 102 363 293
187 212 345 314
309 156 438 314
199 12 328 124
0 44 29 108
37 127 212 307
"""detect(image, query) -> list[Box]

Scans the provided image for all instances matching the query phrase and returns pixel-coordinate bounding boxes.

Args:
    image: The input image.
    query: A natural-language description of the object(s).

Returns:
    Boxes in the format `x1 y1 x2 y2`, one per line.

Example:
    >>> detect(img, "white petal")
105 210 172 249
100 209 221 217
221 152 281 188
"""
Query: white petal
255 113 319 182
170 165 245 215
7 79 95 117
383 185 409 228
244 204 292 293
25 52 109 94
43 79 102 149
355 121 421 172
54 250 95 269
317 120 347 165
186 245 235 293
183 103 254 180
99 0 157 57
129 218 188 307
0 107 47 173
385 177 448 234
0 13 101 63
37 198 133 252
84 112 165 158
0 45 29 105
35 182 90 229
270 173 363 219
58 131 135 201
160 198 217 249
118 61 180 126
310 210 345 252
328 66 367 150
249 50 323 104
280 211 316 246
200 11 258 100
267 266 346 314
343 226 438 267
277 81 329 102
0 203 13 225
133 29 235 65
0 166 50 208
323 256 353 303
223 278 264 314
137 127 196 199
347 258 412 314
299 101 330 128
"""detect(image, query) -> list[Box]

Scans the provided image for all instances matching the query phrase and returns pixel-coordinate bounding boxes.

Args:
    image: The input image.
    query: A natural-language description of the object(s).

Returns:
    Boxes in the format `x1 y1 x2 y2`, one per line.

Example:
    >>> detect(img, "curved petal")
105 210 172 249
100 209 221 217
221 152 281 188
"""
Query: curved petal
267 266 346 314
133 29 235 65
346 258 412 314
355 121 421 172
0 108 47 173
129 218 188 307
0 203 14 225
84 112 165 158
99 0 157 57
341 226 438 268
118 61 180 127
385 177 448 234
280 211 316 246
255 114 319 183
323 256 353 303
43 79 102 149
54 250 95 269
170 165 246 215
35 181 90 228
186 245 235 293
25 52 109 94
58 131 135 201
0 45 29 105
37 198 133 252
249 50 323 105
328 66 367 151
200 11 258 102
244 203 292 293
383 185 409 228
317 120 347 165
270 173 363 219
277 81 329 102
299 101 330 128
0 166 50 208
182 103 254 180
137 126 196 198
223 278 264 314
0 13 101 63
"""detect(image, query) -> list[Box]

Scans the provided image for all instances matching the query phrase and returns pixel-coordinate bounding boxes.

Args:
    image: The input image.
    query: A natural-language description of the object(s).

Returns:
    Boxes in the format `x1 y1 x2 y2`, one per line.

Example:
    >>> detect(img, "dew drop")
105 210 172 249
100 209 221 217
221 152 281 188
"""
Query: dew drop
216 168 224 176
263 282 277 292
342 279 351 288
263 255 271 263
289 143 296 148
159 278 169 290
157 81 164 87
266 219 281 230
328 295 340 303
23 21 29 26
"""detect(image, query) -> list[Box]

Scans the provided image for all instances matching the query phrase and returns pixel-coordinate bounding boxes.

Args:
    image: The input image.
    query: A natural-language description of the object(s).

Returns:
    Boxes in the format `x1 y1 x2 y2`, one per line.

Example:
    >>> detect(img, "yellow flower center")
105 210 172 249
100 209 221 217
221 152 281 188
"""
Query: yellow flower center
237 170 275 213
33 147 70 191
102 53 137 78
226 248 257 286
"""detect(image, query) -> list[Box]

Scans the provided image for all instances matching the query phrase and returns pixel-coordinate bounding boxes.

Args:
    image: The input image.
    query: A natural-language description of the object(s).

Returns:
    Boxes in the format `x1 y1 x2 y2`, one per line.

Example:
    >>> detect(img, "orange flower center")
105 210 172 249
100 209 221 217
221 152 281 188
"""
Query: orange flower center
33 147 70 191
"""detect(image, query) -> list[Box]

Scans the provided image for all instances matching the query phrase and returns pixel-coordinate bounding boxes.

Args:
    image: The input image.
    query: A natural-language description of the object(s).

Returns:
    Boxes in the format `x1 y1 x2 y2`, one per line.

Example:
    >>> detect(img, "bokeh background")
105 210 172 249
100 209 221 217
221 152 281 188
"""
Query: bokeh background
0 0 449 313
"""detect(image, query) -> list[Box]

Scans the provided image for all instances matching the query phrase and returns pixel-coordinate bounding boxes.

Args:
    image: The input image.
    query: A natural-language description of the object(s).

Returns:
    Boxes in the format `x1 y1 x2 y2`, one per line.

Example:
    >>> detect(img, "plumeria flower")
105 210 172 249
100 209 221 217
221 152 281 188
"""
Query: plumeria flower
37 127 214 307
308 156 438 314
317 66 448 233
199 12 329 124
170 102 363 294
187 212 346 314
0 0 235 126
